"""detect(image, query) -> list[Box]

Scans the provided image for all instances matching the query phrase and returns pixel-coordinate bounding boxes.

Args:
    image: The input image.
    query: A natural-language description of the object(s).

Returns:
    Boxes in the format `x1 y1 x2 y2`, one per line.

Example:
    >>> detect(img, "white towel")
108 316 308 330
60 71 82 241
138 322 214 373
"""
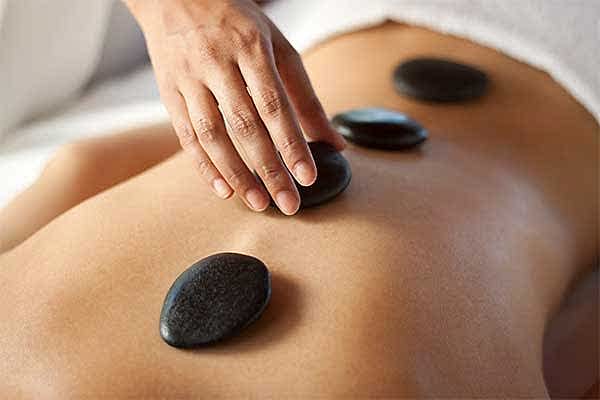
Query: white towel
0 0 113 139
264 0 600 123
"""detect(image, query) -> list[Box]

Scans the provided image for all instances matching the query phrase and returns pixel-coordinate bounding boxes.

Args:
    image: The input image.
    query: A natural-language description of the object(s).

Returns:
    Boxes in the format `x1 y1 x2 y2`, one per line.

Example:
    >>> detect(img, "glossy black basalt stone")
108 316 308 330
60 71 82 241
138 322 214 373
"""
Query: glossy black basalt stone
332 107 428 150
257 141 352 209
393 57 489 102
159 253 271 348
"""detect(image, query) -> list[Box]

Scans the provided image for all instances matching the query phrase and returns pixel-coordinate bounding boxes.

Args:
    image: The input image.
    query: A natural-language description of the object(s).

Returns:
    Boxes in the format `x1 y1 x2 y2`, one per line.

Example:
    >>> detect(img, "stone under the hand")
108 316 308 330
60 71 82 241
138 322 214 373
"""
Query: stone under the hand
257 141 352 210
332 107 428 150
159 252 271 348
393 57 488 102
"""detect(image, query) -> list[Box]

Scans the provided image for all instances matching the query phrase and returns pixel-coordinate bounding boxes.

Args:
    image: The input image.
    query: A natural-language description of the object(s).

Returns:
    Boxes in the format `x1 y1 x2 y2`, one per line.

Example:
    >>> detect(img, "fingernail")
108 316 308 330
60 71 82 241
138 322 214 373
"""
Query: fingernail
275 190 300 215
212 179 232 199
246 188 269 211
293 160 317 186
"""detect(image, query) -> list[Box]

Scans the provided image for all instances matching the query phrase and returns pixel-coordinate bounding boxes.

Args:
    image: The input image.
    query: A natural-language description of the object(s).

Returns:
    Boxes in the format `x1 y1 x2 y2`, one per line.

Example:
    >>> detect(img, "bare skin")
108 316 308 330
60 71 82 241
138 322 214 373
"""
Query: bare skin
0 23 598 398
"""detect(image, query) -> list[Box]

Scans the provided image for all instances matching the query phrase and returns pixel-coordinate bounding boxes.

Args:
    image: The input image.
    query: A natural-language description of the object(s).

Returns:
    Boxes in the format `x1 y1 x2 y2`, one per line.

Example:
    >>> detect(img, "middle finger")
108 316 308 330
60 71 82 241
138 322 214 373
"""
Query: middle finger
209 65 301 215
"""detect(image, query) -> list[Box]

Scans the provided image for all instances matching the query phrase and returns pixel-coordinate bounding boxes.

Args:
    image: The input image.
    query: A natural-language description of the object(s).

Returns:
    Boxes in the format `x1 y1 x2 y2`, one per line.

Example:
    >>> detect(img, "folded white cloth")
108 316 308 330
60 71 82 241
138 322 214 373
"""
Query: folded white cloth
264 0 600 123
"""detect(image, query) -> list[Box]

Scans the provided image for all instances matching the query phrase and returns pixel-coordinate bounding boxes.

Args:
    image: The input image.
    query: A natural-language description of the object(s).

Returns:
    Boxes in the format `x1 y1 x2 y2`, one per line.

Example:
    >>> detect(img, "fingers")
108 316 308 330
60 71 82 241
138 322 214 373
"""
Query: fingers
157 22 333 216
179 82 271 211
273 33 346 150
161 90 234 199
238 44 317 187
209 65 301 215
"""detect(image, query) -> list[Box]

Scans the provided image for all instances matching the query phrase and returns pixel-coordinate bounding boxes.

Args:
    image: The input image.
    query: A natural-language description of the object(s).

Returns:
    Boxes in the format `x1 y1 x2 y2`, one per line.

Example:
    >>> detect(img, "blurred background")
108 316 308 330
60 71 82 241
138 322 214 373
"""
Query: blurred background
0 1 164 207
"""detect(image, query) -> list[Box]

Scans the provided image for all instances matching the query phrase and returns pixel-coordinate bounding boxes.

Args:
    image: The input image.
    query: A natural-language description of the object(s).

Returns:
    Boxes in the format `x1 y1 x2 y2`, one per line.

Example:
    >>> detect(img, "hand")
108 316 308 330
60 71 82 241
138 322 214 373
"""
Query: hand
125 0 346 215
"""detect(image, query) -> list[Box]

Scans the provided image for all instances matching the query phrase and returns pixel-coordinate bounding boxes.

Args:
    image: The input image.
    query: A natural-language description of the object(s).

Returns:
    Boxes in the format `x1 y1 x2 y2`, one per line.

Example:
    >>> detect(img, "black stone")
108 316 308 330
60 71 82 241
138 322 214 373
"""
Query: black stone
256 141 352 209
159 253 271 348
332 107 428 150
298 141 352 208
393 57 488 102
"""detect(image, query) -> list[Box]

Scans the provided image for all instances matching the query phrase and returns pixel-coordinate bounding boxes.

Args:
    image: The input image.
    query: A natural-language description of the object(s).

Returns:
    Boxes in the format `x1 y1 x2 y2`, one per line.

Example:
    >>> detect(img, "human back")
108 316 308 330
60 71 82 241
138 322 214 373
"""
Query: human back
0 22 597 398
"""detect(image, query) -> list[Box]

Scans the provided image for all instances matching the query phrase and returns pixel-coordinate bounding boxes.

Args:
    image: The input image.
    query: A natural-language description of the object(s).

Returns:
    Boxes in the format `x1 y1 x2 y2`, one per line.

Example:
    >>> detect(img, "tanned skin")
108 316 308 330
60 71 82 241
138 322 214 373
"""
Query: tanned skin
0 23 597 398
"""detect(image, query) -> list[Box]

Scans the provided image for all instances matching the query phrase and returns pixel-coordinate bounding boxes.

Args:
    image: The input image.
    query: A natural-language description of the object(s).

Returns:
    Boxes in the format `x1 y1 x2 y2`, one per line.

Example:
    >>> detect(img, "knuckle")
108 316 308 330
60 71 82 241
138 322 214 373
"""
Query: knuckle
279 137 304 156
258 89 285 118
226 164 249 188
174 121 197 148
178 58 193 76
229 109 258 138
193 117 219 143
234 24 266 52
196 157 214 176
197 43 221 63
259 163 284 185
180 32 221 64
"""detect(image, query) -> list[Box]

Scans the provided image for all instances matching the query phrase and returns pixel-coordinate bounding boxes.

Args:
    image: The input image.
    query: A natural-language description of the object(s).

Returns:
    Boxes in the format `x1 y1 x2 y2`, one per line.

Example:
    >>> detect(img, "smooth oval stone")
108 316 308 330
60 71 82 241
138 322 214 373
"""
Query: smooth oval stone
332 107 428 150
393 57 488 102
256 141 352 209
298 141 352 208
160 253 271 348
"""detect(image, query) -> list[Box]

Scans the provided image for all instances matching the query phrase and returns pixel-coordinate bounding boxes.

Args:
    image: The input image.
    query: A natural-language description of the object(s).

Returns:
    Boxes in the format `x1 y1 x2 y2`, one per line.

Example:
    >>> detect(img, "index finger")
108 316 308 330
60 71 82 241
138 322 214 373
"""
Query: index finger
271 27 346 150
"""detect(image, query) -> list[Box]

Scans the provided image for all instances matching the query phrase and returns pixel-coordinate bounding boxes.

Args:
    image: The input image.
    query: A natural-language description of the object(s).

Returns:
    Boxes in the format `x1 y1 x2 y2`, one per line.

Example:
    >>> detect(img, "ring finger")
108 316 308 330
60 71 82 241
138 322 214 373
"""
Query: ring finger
160 89 233 199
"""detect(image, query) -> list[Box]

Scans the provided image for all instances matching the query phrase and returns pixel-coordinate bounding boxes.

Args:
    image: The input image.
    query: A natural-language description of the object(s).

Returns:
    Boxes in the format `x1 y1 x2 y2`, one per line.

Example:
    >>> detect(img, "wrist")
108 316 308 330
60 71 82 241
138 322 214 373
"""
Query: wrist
123 0 220 38
122 0 162 35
